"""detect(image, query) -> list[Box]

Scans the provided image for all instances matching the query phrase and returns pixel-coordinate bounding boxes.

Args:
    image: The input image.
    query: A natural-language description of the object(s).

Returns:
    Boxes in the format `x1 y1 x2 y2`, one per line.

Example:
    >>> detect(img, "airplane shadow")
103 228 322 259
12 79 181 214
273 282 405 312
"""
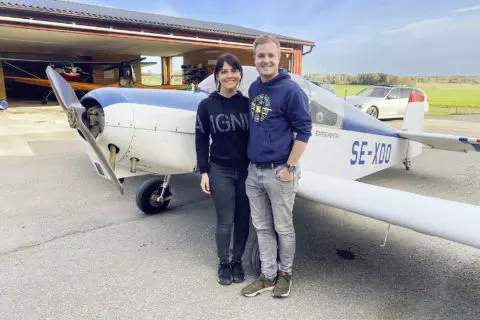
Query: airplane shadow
289 198 480 319
360 165 449 185
120 171 480 319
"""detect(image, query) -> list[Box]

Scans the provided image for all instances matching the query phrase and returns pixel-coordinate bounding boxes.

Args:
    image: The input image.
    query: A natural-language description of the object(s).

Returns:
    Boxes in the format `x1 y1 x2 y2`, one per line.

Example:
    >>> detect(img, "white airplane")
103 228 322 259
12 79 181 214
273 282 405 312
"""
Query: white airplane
45 65 480 274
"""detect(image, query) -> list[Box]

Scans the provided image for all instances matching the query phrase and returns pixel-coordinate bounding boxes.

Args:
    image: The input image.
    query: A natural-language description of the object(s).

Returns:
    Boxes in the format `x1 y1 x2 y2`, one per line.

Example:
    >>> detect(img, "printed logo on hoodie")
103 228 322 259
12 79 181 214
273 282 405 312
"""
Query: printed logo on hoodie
250 94 272 123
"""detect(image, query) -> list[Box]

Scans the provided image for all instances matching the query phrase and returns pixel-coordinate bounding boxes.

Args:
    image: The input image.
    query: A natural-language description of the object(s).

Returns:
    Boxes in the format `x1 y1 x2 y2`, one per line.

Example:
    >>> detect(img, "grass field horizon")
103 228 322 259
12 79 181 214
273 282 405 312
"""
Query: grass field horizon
332 83 480 114
141 74 479 115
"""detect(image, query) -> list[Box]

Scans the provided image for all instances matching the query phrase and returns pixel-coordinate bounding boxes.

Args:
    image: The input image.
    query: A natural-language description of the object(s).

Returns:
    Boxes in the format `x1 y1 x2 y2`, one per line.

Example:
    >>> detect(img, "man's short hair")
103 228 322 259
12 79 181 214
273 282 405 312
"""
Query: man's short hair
253 35 281 53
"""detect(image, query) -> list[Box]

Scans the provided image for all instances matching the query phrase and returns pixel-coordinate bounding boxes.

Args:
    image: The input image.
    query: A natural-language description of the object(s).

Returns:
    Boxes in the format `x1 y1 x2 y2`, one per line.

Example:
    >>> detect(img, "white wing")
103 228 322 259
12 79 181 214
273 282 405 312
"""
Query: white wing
297 171 480 249
399 130 480 153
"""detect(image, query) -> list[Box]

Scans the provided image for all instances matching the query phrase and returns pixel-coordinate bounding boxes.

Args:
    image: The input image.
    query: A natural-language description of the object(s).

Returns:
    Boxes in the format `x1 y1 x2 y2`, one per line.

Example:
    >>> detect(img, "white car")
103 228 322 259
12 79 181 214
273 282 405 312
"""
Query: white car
345 85 430 119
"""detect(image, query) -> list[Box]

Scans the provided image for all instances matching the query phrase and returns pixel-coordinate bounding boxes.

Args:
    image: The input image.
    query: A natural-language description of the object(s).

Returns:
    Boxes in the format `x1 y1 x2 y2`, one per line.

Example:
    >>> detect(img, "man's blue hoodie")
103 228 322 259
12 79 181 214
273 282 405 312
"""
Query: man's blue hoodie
248 69 312 164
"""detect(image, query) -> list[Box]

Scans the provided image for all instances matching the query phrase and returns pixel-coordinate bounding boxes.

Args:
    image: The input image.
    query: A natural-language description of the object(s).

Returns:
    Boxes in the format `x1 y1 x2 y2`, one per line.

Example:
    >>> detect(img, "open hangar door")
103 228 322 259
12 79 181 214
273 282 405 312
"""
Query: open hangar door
0 26 295 107
1 53 95 105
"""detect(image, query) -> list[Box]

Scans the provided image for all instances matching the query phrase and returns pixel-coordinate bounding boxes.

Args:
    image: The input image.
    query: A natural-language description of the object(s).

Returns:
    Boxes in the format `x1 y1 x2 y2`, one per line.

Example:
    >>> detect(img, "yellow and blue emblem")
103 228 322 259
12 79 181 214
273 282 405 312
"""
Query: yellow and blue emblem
250 94 272 123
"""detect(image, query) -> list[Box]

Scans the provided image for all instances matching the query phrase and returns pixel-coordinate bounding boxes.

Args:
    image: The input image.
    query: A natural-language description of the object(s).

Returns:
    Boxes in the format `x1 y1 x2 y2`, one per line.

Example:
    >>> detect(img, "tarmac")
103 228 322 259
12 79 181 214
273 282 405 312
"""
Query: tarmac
1 105 480 320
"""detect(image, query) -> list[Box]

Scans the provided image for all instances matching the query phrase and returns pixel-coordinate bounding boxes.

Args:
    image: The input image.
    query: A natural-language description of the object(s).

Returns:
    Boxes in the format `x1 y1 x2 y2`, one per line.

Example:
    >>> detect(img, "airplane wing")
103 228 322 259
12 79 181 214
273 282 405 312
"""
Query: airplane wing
132 82 189 90
5 76 110 91
297 171 480 249
398 131 480 152
6 76 189 91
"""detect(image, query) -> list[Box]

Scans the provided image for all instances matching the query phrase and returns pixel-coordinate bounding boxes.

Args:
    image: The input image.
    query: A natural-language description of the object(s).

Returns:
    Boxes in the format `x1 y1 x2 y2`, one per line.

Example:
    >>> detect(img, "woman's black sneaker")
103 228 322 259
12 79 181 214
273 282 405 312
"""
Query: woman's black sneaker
231 259 245 283
217 262 232 285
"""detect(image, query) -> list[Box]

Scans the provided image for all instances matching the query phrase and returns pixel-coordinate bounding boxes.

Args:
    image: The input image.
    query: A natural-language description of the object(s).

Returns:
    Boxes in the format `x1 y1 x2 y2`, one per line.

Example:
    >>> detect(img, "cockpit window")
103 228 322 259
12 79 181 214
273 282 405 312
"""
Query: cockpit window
309 100 341 127
307 81 343 128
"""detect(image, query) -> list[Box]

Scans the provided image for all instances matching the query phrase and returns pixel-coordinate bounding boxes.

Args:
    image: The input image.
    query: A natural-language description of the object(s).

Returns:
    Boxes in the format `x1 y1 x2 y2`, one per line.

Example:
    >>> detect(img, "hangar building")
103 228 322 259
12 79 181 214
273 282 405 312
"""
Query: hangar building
0 0 315 103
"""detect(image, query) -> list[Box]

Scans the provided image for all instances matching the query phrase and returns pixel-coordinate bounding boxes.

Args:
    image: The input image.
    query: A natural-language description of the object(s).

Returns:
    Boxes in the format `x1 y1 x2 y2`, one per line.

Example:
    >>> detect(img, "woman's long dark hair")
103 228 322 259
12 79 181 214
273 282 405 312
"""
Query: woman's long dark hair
214 53 243 91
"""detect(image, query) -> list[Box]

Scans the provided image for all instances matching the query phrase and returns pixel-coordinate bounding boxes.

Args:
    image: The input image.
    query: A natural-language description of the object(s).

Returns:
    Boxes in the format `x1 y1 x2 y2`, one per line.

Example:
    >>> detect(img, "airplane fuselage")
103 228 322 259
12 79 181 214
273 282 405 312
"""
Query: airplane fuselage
78 87 413 181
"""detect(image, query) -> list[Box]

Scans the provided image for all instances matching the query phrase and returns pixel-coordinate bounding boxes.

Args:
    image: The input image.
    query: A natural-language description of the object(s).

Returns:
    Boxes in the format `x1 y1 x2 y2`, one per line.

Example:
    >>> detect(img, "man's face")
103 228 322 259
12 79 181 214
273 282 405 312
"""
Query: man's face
254 41 280 79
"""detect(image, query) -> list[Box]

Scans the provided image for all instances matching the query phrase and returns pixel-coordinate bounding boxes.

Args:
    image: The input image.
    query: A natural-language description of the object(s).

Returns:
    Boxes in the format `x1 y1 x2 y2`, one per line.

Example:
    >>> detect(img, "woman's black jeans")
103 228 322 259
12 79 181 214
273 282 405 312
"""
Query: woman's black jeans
208 161 250 263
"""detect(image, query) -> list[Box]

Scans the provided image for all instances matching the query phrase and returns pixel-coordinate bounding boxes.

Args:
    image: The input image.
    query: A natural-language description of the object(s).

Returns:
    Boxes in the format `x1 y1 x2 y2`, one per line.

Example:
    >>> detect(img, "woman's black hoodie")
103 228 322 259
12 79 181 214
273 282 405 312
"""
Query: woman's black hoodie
195 91 250 174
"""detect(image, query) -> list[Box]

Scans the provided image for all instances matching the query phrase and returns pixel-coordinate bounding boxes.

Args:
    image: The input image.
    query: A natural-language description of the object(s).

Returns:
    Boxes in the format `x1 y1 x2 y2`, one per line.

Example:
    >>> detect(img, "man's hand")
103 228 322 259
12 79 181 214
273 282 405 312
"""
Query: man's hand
200 173 211 194
277 167 294 182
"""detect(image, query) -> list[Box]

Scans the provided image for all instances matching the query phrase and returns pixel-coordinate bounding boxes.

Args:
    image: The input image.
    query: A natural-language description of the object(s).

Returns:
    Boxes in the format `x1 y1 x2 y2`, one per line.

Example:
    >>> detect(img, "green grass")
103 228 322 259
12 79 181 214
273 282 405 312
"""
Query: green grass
417 83 480 108
332 83 480 112
333 85 368 97
141 71 184 85
427 106 480 116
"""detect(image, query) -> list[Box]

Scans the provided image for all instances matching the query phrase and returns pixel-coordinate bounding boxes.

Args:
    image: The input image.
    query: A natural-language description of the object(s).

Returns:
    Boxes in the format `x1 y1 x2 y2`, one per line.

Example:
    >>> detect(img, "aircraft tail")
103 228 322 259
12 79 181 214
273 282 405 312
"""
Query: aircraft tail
399 91 427 161
401 91 426 132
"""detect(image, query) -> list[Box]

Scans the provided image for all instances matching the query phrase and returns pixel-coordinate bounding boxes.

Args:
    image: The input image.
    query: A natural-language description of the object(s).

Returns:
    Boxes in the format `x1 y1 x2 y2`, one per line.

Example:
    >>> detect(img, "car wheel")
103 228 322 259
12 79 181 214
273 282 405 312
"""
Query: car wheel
366 106 379 119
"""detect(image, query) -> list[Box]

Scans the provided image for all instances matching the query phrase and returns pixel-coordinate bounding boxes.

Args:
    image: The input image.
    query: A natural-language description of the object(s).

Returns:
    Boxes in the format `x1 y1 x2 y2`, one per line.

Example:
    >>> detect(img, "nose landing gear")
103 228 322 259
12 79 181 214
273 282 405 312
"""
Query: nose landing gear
136 175 173 214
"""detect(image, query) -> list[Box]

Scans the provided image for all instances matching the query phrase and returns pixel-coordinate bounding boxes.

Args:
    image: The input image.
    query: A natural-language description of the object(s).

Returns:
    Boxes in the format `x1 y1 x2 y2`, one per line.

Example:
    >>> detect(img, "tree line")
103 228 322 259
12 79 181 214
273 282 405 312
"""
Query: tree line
305 73 480 85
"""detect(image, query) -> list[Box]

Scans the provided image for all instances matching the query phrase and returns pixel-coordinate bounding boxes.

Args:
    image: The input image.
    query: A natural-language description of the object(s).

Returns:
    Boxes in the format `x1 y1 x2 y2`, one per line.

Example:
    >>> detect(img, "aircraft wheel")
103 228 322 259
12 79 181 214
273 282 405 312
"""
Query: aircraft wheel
136 177 172 214
40 98 48 105
366 106 378 118
250 238 261 276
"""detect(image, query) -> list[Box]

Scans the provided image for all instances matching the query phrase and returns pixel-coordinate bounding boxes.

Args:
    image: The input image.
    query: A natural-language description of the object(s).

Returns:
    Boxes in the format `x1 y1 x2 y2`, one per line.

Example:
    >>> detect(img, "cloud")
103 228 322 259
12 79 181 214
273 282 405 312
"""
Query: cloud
384 17 452 34
453 5 480 13
154 6 181 17
303 14 480 76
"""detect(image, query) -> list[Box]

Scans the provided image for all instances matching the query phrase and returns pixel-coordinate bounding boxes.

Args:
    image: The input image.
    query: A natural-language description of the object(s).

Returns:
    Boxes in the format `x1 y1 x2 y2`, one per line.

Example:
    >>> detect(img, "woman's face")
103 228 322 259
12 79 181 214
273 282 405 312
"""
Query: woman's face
217 61 241 90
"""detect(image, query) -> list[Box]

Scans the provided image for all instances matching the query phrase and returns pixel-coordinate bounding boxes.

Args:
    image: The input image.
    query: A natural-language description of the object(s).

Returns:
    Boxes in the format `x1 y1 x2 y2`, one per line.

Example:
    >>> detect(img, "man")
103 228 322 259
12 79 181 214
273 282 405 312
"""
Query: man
242 35 312 298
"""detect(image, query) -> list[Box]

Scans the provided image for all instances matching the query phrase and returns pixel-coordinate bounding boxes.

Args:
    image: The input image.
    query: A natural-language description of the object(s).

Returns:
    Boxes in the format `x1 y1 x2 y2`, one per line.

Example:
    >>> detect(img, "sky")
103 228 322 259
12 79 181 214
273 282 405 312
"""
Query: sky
70 0 480 76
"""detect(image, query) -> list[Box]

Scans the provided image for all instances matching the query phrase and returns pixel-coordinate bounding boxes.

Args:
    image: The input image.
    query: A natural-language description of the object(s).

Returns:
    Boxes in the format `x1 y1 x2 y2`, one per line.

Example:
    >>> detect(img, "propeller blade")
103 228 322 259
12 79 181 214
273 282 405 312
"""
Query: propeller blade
101 57 149 71
45 66 124 195
140 62 157 67
102 65 118 71
124 57 146 65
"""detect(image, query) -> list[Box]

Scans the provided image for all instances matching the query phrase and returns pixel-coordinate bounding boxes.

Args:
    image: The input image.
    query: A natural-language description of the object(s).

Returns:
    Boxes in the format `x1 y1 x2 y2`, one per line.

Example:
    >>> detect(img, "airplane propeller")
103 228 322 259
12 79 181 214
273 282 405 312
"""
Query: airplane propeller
101 57 148 72
45 66 124 194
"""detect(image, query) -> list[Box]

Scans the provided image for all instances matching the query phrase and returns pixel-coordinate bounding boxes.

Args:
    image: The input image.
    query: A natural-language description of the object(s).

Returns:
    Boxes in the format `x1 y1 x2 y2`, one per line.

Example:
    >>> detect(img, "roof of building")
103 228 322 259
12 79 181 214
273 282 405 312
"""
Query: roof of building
0 0 314 45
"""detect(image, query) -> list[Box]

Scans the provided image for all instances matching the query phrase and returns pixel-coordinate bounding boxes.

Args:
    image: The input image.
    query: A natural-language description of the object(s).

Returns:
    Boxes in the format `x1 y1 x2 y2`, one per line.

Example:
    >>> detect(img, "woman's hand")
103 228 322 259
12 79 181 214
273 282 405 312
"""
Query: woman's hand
200 173 211 195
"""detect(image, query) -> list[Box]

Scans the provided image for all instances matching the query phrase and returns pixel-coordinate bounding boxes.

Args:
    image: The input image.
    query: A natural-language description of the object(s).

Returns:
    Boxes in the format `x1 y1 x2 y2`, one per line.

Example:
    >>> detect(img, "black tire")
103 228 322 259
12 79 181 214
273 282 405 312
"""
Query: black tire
250 238 261 276
136 177 172 214
366 106 379 119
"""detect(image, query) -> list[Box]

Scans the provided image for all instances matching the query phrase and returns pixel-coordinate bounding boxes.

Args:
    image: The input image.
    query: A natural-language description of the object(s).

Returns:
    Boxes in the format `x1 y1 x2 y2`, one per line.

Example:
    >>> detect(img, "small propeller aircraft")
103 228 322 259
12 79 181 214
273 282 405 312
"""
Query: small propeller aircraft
45 65 480 274
1 57 187 104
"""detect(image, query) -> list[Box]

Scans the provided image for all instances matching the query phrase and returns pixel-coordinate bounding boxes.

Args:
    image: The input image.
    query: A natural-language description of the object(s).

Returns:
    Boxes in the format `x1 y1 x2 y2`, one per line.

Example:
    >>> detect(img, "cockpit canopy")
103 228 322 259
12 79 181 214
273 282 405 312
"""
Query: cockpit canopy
197 66 344 128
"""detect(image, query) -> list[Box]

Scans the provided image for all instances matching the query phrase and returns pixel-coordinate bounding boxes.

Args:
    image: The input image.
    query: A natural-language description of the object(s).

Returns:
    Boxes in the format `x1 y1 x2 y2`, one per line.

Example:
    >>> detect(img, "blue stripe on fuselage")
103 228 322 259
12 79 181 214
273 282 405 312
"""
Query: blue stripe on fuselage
80 87 208 111
341 101 399 138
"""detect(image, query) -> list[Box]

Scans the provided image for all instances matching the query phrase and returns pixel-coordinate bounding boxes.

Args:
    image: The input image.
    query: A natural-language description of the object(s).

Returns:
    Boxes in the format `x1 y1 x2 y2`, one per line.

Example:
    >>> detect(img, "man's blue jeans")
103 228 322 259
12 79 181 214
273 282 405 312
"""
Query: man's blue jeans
245 163 300 281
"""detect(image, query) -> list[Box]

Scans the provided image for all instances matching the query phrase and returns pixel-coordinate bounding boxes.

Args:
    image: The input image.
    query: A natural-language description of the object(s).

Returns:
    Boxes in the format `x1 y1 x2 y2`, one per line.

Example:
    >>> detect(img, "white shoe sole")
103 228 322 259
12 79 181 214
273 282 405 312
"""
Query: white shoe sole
272 280 292 297
243 286 274 297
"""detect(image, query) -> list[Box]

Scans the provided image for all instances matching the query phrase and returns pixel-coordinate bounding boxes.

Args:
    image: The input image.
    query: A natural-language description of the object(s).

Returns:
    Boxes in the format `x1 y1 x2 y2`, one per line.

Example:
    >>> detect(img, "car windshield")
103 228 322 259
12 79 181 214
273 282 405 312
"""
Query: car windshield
356 87 390 98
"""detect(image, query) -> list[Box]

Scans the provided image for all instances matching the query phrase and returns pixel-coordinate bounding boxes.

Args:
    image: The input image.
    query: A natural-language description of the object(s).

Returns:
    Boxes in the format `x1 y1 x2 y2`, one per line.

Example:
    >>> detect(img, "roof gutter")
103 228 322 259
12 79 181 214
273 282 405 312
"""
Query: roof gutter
0 15 295 51
303 45 314 56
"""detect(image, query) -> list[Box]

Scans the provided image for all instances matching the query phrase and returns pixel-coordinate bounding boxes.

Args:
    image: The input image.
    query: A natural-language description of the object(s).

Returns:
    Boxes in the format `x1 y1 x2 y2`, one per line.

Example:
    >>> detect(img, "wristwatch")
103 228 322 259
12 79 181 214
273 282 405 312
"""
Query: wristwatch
285 163 296 173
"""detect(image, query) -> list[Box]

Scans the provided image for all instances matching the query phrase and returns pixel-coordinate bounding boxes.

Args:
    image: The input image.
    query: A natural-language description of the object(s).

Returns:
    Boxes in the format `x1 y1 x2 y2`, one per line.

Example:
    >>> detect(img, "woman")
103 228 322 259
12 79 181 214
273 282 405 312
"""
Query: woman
195 54 250 285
